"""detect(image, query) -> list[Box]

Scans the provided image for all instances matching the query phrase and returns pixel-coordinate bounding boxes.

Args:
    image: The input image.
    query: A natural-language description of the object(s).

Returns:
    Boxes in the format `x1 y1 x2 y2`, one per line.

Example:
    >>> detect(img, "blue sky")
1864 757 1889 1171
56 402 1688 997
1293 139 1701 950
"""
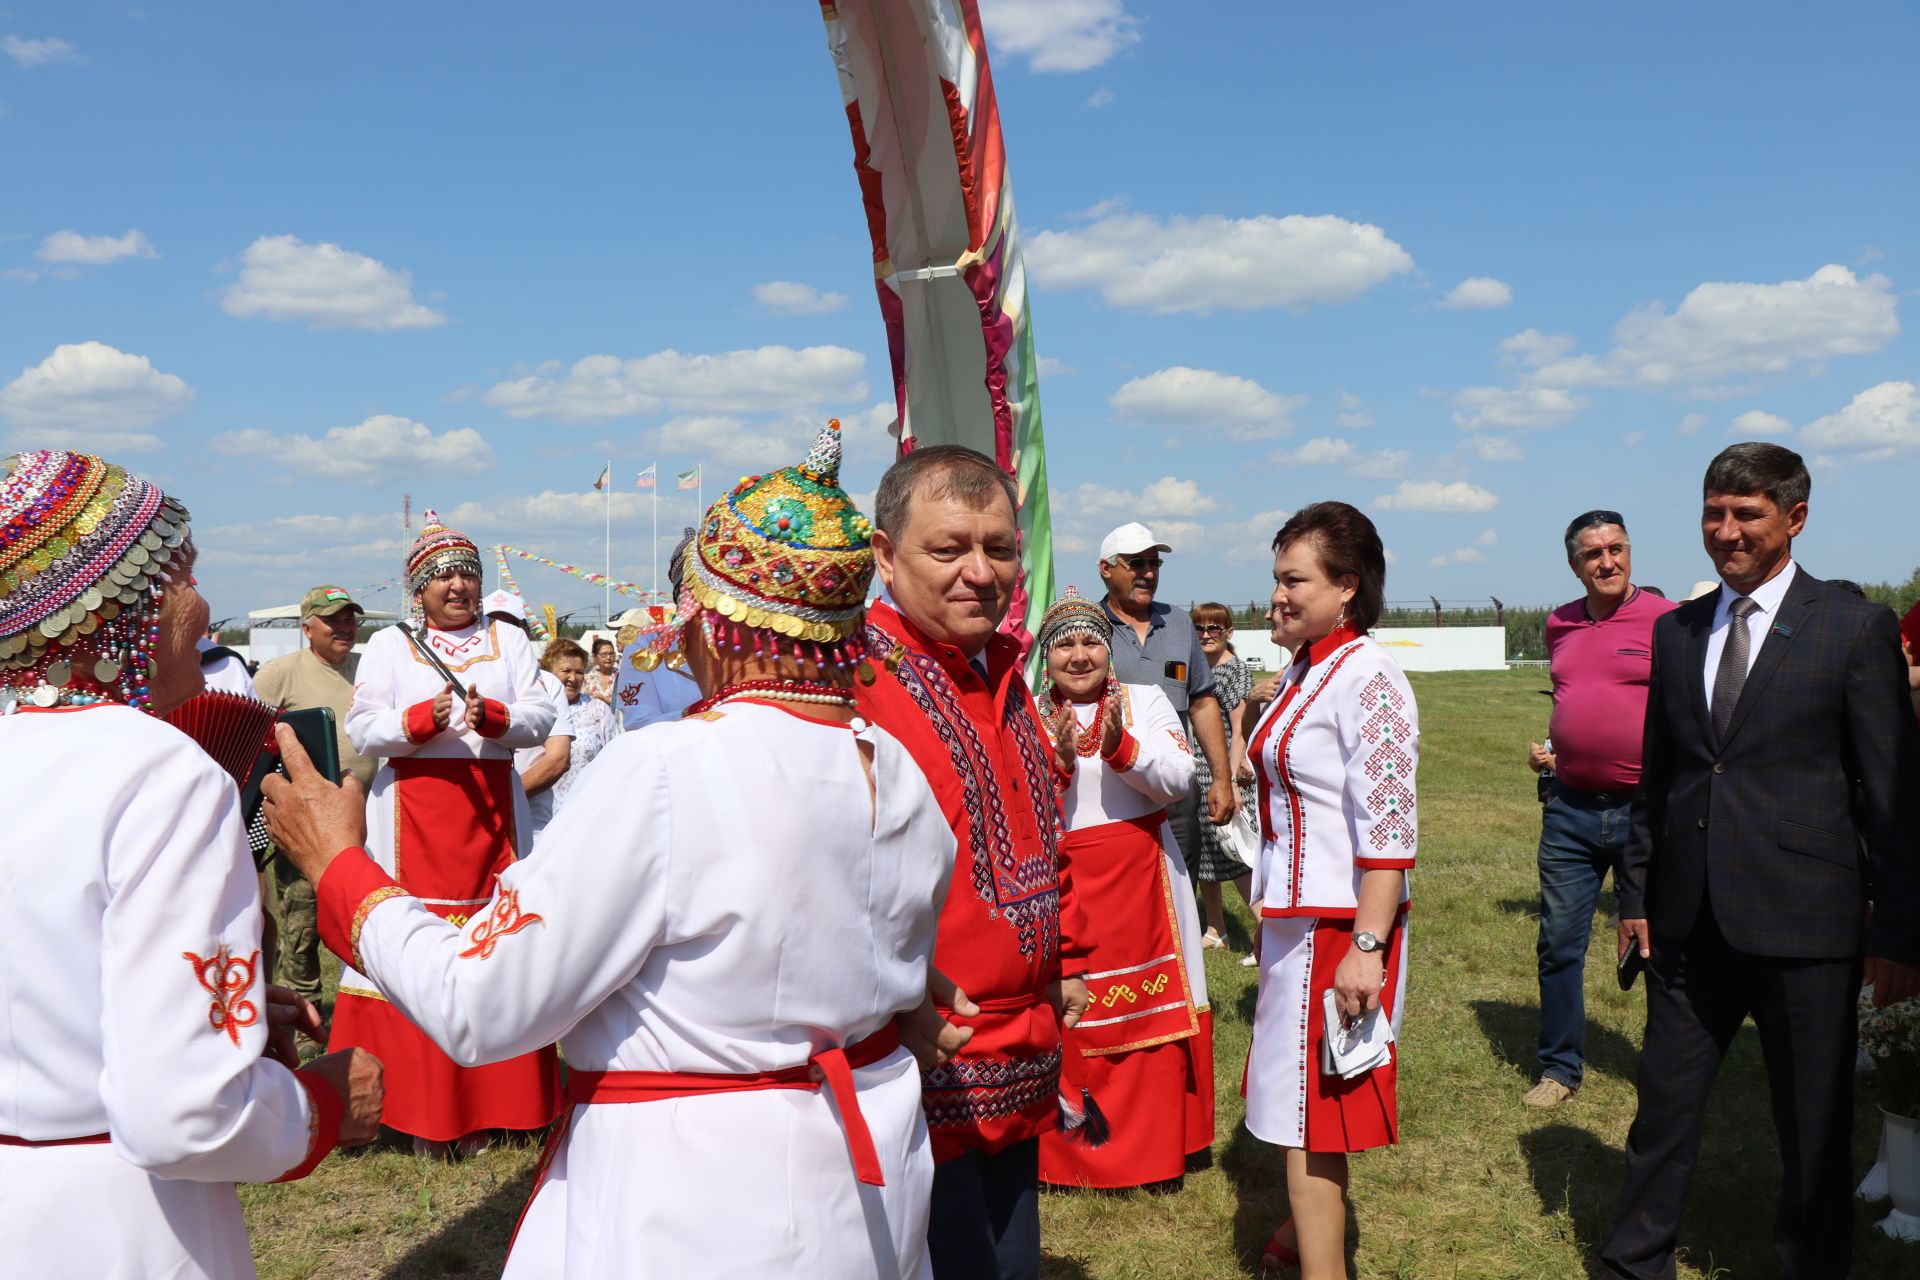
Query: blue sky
3 1 1915 625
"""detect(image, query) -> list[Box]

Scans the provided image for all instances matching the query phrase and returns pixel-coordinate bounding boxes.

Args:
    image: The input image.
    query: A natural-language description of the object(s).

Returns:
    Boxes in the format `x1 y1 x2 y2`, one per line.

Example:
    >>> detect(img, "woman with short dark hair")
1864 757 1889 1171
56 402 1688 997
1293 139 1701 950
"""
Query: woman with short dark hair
1243 501 1417 1276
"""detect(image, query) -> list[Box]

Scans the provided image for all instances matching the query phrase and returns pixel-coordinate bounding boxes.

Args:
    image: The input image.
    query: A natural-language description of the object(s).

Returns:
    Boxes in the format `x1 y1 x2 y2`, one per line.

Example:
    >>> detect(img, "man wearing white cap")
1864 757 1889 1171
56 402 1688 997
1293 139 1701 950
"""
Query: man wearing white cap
484 590 573 844
1097 523 1237 876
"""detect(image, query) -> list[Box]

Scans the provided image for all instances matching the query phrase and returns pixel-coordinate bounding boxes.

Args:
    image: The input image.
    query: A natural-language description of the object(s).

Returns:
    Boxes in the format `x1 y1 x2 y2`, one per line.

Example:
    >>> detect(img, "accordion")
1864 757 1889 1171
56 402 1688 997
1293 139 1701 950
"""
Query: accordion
163 691 281 866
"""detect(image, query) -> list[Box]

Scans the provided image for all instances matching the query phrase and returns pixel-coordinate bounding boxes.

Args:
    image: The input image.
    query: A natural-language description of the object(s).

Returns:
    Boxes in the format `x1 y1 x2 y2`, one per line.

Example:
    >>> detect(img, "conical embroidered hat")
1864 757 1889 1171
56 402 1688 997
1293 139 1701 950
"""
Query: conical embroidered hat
683 419 873 643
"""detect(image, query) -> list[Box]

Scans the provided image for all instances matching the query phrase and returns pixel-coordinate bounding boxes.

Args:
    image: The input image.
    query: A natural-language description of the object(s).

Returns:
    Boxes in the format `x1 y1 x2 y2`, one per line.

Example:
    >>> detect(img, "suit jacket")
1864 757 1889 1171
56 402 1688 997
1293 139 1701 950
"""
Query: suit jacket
1615 566 1920 963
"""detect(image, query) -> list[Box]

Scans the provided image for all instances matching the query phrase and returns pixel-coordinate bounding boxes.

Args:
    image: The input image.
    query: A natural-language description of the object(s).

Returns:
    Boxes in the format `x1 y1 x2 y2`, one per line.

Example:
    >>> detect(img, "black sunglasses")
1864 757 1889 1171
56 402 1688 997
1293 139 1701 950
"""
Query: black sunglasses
1122 555 1162 572
1195 623 1228 636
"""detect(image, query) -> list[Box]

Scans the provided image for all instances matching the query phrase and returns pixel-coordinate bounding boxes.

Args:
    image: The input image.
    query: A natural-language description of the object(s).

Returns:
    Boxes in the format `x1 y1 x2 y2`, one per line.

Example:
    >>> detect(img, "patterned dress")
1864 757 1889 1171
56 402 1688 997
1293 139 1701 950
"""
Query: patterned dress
1193 655 1256 882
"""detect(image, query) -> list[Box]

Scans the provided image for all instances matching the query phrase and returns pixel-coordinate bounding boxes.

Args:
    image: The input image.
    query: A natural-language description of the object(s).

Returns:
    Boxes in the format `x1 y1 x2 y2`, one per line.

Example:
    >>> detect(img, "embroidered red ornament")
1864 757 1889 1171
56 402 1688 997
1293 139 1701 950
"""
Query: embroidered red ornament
458 886 545 960
182 946 261 1046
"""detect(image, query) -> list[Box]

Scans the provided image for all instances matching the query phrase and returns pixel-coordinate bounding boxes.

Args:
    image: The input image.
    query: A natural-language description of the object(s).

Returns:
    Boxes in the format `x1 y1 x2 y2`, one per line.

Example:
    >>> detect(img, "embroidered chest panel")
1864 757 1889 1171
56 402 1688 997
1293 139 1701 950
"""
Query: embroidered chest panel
868 620 1061 963
1264 646 1361 905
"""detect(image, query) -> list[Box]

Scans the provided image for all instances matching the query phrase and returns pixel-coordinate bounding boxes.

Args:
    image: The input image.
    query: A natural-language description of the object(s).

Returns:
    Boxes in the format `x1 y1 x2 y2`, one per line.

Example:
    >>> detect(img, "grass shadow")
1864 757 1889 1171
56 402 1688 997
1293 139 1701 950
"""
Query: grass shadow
1517 1123 1619 1279
382 1155 535 1279
1472 998 1642 1085
1039 1253 1095 1279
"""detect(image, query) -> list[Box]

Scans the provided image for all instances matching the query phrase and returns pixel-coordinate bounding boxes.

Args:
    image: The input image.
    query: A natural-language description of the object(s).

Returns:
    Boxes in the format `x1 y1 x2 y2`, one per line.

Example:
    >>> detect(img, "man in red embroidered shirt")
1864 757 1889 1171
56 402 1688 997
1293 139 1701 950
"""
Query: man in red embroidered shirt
858 445 1091 1280
1523 510 1677 1108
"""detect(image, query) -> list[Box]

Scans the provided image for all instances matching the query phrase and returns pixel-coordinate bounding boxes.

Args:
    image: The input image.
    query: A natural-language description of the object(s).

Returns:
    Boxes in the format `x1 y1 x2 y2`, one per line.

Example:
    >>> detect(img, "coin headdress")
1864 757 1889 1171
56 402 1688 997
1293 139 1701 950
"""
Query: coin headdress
0 449 194 713
1035 586 1112 657
634 419 876 675
406 509 482 597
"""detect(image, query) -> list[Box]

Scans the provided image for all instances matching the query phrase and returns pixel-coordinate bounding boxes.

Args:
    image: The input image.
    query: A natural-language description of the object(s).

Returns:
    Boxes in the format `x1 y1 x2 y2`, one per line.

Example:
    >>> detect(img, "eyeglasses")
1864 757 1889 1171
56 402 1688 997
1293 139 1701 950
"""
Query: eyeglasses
1195 624 1228 636
1122 556 1162 572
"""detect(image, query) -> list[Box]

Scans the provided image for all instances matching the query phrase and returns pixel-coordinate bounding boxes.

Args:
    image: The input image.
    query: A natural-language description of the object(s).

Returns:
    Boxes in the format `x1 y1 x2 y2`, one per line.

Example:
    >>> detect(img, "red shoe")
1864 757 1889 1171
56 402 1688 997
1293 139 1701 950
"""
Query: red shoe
1260 1219 1300 1270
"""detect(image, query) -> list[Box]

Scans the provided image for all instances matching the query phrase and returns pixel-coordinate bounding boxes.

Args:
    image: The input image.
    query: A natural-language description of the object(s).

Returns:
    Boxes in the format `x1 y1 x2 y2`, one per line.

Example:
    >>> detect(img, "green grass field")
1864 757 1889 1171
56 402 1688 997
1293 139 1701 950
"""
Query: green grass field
240 669 1907 1278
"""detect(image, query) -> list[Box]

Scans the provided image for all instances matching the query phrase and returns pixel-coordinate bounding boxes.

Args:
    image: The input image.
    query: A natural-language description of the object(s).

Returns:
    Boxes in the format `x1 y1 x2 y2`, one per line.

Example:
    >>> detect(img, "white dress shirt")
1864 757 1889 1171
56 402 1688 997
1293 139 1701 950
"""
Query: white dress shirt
1701 560 1798 697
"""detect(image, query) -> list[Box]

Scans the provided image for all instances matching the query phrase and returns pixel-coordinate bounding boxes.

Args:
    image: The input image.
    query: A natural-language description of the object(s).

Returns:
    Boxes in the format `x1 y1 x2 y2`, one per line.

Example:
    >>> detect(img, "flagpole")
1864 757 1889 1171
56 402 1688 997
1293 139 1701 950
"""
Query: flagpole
603 457 612 627
651 460 659 601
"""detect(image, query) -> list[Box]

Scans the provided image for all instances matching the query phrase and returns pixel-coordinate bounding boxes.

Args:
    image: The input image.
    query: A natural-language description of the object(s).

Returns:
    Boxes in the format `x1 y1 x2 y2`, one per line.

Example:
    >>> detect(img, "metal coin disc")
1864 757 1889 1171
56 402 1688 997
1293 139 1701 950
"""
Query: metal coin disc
79 587 103 612
93 657 121 683
30 684 58 708
139 530 162 552
45 660 71 688
128 544 150 568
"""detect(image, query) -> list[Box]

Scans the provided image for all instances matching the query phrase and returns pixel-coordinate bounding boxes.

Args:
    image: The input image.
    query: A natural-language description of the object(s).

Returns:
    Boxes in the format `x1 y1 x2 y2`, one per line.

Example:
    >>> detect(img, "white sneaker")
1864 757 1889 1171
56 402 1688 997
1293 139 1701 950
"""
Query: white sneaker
1240 953 1259 968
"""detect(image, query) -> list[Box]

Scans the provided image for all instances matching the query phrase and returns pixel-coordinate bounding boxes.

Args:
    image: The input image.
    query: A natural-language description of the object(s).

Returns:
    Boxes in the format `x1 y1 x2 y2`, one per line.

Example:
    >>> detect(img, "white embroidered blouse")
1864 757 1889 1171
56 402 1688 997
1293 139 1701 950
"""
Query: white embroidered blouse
1247 628 1419 918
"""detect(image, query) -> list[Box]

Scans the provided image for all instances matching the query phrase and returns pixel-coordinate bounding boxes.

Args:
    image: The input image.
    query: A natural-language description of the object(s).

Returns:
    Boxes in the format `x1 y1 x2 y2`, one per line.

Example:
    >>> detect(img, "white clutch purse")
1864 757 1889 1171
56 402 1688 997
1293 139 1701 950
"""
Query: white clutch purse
1220 804 1260 869
1321 989 1395 1080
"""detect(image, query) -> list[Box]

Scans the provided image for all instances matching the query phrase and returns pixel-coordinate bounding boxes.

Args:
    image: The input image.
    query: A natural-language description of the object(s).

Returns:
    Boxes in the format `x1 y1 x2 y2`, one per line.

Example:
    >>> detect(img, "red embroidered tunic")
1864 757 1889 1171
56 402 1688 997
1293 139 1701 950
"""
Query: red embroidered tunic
857 601 1091 1161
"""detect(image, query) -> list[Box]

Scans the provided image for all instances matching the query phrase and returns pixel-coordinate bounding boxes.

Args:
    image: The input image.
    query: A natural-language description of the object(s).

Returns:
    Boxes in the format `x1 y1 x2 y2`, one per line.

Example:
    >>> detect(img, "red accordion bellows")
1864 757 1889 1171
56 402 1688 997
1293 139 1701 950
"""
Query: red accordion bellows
163 691 280 792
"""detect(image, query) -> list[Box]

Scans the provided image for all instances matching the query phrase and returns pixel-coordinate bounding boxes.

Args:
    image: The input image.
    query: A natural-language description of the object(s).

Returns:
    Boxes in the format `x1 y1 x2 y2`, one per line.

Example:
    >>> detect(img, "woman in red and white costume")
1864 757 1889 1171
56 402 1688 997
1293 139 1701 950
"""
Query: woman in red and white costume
0 449 381 1278
268 424 957 1279
1034 589 1213 1191
1243 502 1417 1278
330 511 559 1154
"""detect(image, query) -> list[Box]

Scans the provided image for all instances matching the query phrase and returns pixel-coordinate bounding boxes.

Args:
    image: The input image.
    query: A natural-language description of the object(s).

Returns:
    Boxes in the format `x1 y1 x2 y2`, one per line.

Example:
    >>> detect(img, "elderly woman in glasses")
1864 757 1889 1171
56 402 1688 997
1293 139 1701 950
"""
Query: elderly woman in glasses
1188 601 1258 955
1035 589 1214 1192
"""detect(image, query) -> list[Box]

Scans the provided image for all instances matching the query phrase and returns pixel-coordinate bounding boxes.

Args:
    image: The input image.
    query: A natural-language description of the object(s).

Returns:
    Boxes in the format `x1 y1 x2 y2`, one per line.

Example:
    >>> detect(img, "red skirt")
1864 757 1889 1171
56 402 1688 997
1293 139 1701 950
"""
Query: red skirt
329 756 559 1141
1039 815 1210 1189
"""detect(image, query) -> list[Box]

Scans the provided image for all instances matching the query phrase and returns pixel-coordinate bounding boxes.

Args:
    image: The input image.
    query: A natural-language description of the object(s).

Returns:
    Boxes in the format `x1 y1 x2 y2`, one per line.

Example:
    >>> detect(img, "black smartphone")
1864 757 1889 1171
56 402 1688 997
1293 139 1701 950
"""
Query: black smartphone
241 707 342 822
1616 943 1647 991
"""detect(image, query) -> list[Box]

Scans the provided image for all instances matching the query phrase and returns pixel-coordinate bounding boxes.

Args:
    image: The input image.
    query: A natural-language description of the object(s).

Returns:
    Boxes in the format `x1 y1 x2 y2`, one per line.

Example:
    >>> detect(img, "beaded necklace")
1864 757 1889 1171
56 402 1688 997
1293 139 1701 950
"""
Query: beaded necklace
684 677 857 717
1048 678 1116 757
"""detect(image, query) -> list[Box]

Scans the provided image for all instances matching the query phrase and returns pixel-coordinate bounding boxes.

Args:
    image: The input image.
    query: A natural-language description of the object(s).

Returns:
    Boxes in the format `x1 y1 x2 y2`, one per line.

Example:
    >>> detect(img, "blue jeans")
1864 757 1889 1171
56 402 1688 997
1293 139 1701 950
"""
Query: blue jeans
1535 781 1632 1089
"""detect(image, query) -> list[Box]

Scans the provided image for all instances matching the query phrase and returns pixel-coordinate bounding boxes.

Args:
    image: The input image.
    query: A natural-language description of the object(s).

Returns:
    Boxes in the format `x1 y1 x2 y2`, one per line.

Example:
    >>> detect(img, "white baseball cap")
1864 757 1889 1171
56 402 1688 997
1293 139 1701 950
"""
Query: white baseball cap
481 589 529 621
1100 521 1173 562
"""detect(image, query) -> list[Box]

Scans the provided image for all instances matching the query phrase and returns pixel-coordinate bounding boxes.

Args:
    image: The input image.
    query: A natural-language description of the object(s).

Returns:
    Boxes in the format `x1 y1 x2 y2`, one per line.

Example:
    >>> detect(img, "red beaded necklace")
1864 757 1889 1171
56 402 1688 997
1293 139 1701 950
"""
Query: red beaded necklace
1050 678 1116 757
684 677 856 717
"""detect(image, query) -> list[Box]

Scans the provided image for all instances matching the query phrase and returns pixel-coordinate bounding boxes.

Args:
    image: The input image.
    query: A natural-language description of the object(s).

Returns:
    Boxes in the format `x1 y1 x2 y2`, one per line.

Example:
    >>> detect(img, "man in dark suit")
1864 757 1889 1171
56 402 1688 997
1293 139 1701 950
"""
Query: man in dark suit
1601 442 1920 1280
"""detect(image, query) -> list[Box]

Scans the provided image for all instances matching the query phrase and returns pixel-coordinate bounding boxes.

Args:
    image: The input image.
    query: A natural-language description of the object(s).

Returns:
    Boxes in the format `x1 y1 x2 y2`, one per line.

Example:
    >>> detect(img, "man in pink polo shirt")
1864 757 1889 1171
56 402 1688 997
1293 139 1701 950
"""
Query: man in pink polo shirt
1523 509 1678 1108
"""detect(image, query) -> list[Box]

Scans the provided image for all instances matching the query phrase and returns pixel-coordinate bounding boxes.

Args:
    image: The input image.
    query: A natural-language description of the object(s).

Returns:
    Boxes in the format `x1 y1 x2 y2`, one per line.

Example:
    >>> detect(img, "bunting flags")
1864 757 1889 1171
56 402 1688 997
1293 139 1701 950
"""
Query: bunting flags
490 547 551 638
495 545 672 604
676 466 700 491
592 464 610 492
636 465 657 490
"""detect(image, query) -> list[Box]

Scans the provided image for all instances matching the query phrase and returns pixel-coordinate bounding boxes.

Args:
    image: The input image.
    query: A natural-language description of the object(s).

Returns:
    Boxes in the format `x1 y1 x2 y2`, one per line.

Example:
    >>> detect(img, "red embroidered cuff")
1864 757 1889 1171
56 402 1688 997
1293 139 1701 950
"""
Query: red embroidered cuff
403 698 439 745
1355 856 1417 871
316 848 407 972
1101 730 1141 773
472 697 511 740
273 1068 344 1182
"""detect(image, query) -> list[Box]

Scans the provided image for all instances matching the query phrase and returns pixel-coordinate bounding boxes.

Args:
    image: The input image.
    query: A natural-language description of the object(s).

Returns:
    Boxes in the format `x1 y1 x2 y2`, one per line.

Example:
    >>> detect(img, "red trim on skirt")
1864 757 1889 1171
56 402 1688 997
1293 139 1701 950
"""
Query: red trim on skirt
1299 917 1400 1153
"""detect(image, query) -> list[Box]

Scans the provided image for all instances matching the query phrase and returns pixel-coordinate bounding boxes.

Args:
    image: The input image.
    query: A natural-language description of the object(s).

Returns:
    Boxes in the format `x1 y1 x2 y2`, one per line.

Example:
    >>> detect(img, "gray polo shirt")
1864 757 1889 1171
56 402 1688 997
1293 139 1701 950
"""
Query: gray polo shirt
1101 598 1216 720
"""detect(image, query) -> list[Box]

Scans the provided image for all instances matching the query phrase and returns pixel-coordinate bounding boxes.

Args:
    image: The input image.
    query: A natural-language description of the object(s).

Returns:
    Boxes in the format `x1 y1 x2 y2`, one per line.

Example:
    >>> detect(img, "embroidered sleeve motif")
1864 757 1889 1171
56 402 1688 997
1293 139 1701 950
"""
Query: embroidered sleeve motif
181 946 261 1047
349 885 408 971
1358 673 1415 853
458 886 545 960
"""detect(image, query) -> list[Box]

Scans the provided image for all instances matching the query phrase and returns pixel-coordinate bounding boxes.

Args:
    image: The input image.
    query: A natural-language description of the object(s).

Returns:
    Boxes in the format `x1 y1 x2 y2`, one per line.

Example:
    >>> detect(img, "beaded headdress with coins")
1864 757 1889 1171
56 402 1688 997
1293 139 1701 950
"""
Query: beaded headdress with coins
1035 586 1112 657
634 419 876 675
406 510 482 597
0 449 194 713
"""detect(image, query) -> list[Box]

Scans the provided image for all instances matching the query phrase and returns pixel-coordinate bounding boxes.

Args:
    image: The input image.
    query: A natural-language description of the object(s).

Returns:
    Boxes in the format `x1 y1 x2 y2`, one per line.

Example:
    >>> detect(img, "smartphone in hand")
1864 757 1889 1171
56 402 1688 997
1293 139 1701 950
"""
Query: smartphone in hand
1616 941 1647 991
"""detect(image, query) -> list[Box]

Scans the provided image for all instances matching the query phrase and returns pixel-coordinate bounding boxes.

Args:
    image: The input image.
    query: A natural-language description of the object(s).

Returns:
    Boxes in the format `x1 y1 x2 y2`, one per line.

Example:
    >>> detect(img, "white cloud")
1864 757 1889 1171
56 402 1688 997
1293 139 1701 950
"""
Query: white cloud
1063 475 1220 519
1677 411 1708 436
448 489 649 533
0 341 194 440
1268 435 1408 480
1029 212 1413 313
977 0 1141 73
1451 385 1588 431
1458 433 1524 462
3 35 80 67
1520 265 1898 390
1335 390 1373 429
1085 88 1115 109
1498 328 1577 367
652 415 816 469
37 229 157 266
1428 545 1485 567
219 234 446 330
751 280 848 316
1220 508 1293 564
484 345 867 423
1475 529 1499 547
1798 381 1920 459
211 415 495 484
1728 409 1793 438
1373 480 1499 513
1624 430 1646 447
1439 276 1513 310
1035 354 1076 378
1108 366 1302 440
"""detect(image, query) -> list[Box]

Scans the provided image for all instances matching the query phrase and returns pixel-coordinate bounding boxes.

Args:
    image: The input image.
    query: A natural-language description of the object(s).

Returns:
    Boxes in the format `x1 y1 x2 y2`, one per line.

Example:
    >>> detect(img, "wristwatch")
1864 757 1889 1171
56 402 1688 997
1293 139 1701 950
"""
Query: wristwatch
1352 931 1383 954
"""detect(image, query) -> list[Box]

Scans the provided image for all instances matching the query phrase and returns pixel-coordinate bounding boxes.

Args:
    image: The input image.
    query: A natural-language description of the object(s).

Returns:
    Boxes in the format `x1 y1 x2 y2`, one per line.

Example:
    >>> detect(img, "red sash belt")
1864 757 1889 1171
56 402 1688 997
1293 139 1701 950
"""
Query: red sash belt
0 1132 110 1147
566 1024 901 1187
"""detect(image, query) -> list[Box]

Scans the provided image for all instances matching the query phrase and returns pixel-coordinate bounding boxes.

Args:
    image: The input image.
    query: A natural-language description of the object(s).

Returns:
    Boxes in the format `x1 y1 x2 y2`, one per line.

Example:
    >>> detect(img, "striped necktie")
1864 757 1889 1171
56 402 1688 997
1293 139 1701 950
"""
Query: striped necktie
1710 595 1760 741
